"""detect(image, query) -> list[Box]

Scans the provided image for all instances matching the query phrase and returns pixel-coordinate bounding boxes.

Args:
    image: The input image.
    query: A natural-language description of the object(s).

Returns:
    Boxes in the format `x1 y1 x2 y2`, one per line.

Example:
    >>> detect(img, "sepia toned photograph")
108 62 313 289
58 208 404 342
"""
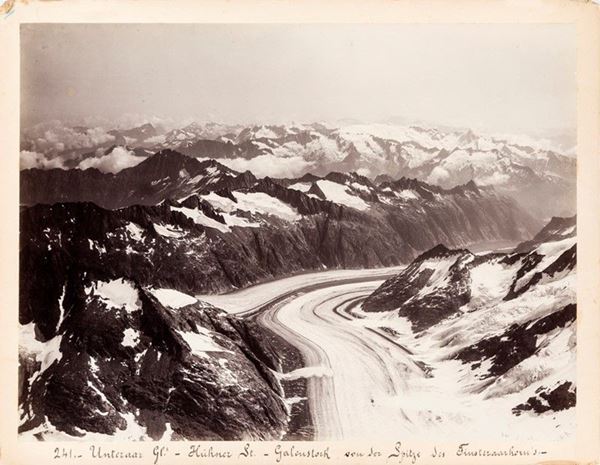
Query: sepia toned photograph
18 23 577 443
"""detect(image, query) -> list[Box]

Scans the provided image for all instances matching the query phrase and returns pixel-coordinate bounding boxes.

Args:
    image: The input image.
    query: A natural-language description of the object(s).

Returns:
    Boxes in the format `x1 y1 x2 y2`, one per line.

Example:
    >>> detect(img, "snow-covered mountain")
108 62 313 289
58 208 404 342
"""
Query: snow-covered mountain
149 122 575 220
20 152 540 295
21 121 575 221
159 122 242 149
18 125 575 440
17 165 539 438
21 151 240 209
19 279 287 440
361 216 576 435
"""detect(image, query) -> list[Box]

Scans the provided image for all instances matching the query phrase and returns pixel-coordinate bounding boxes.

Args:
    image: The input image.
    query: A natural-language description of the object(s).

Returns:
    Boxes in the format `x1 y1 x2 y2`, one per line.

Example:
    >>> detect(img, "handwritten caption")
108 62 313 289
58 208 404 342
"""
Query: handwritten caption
50 442 548 464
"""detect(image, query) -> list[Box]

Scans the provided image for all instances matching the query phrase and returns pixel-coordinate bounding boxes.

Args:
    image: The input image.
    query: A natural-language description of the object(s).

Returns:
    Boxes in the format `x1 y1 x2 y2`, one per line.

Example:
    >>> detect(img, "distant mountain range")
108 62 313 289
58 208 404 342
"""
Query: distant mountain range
21 121 576 221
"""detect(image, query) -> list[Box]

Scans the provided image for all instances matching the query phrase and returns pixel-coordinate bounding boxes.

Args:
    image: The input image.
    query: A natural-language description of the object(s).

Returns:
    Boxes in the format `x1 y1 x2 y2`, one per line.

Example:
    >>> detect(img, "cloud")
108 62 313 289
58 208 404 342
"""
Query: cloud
123 136 137 145
20 150 67 170
477 172 510 186
78 147 147 174
22 120 116 156
144 134 166 145
427 166 450 185
216 154 314 178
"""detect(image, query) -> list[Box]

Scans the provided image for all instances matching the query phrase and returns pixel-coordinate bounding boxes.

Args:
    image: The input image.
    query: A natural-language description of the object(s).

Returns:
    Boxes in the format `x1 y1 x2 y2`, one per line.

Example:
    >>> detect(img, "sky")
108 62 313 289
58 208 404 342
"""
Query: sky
21 23 576 136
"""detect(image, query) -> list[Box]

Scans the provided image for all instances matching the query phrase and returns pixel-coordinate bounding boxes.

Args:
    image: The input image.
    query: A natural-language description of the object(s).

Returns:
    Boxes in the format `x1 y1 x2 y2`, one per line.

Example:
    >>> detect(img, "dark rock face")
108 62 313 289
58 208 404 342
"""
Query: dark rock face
19 153 541 314
362 246 473 331
504 245 576 300
20 151 243 209
453 304 576 378
513 215 576 253
364 216 577 333
20 176 539 319
512 382 576 416
19 276 288 440
18 150 554 439
22 121 576 221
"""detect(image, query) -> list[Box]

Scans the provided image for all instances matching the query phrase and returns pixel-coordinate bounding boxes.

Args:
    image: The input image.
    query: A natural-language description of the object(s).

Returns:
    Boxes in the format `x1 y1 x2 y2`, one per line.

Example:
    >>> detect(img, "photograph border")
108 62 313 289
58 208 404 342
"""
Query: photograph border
1 1 599 464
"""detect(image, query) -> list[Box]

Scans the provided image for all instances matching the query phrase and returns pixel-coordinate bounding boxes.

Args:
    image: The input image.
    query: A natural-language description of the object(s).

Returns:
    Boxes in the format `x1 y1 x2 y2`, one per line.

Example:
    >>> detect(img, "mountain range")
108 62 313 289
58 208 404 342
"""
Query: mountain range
21 121 576 221
18 209 576 439
18 120 576 440
21 151 540 299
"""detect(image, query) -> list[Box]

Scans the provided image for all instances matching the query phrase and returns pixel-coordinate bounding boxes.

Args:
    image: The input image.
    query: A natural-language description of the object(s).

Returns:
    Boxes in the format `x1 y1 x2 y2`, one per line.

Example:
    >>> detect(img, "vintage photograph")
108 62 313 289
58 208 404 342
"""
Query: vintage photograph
18 23 577 442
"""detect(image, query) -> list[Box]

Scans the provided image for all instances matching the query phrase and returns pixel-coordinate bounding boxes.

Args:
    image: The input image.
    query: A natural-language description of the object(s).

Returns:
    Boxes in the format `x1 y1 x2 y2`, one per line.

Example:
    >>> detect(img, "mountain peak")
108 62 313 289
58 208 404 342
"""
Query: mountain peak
297 172 320 183
449 179 480 194
415 243 471 261
154 149 190 161
131 150 200 176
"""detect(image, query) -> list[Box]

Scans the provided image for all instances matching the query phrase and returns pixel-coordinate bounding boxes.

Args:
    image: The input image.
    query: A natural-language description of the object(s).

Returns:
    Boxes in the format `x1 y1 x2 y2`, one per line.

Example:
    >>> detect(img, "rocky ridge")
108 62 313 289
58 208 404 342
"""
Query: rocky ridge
361 216 577 423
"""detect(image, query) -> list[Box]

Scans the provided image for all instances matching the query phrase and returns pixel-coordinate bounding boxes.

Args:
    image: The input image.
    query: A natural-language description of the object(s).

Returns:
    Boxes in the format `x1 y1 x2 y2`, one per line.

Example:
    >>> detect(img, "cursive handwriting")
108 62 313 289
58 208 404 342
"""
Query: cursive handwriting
274 444 331 463
387 442 421 464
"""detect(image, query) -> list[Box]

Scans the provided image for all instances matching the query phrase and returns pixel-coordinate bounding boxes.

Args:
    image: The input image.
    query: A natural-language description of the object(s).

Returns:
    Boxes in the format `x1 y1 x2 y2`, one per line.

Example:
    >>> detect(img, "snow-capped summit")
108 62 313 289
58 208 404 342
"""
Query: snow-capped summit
20 119 575 221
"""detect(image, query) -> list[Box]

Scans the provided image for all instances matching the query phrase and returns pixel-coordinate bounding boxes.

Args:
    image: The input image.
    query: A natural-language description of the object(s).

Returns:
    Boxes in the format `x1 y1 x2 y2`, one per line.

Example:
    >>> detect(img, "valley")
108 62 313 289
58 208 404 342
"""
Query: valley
18 130 577 442
201 217 576 442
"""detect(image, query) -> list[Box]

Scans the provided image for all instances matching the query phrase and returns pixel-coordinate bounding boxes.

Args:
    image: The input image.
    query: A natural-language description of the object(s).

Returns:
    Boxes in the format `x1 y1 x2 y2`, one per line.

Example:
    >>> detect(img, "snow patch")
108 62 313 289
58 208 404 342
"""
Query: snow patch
469 260 516 304
124 222 144 241
288 182 312 193
150 288 198 308
316 180 369 211
396 189 419 200
217 154 313 178
171 206 231 233
202 191 300 222
88 278 140 313
20 323 64 384
177 330 228 357
122 328 140 348
154 223 185 238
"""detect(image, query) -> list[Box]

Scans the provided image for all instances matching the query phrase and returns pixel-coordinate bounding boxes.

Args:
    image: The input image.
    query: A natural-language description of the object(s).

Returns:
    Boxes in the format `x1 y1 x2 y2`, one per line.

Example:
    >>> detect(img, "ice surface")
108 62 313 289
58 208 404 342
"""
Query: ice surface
197 266 404 314
233 247 576 441
278 366 333 381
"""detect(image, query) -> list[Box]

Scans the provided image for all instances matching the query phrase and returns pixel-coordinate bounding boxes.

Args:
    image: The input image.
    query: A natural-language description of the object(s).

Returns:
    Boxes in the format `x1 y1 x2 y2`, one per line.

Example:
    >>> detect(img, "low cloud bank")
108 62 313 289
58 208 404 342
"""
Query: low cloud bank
217 154 314 178
21 146 146 173
22 120 116 156
20 151 67 170
78 147 147 174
